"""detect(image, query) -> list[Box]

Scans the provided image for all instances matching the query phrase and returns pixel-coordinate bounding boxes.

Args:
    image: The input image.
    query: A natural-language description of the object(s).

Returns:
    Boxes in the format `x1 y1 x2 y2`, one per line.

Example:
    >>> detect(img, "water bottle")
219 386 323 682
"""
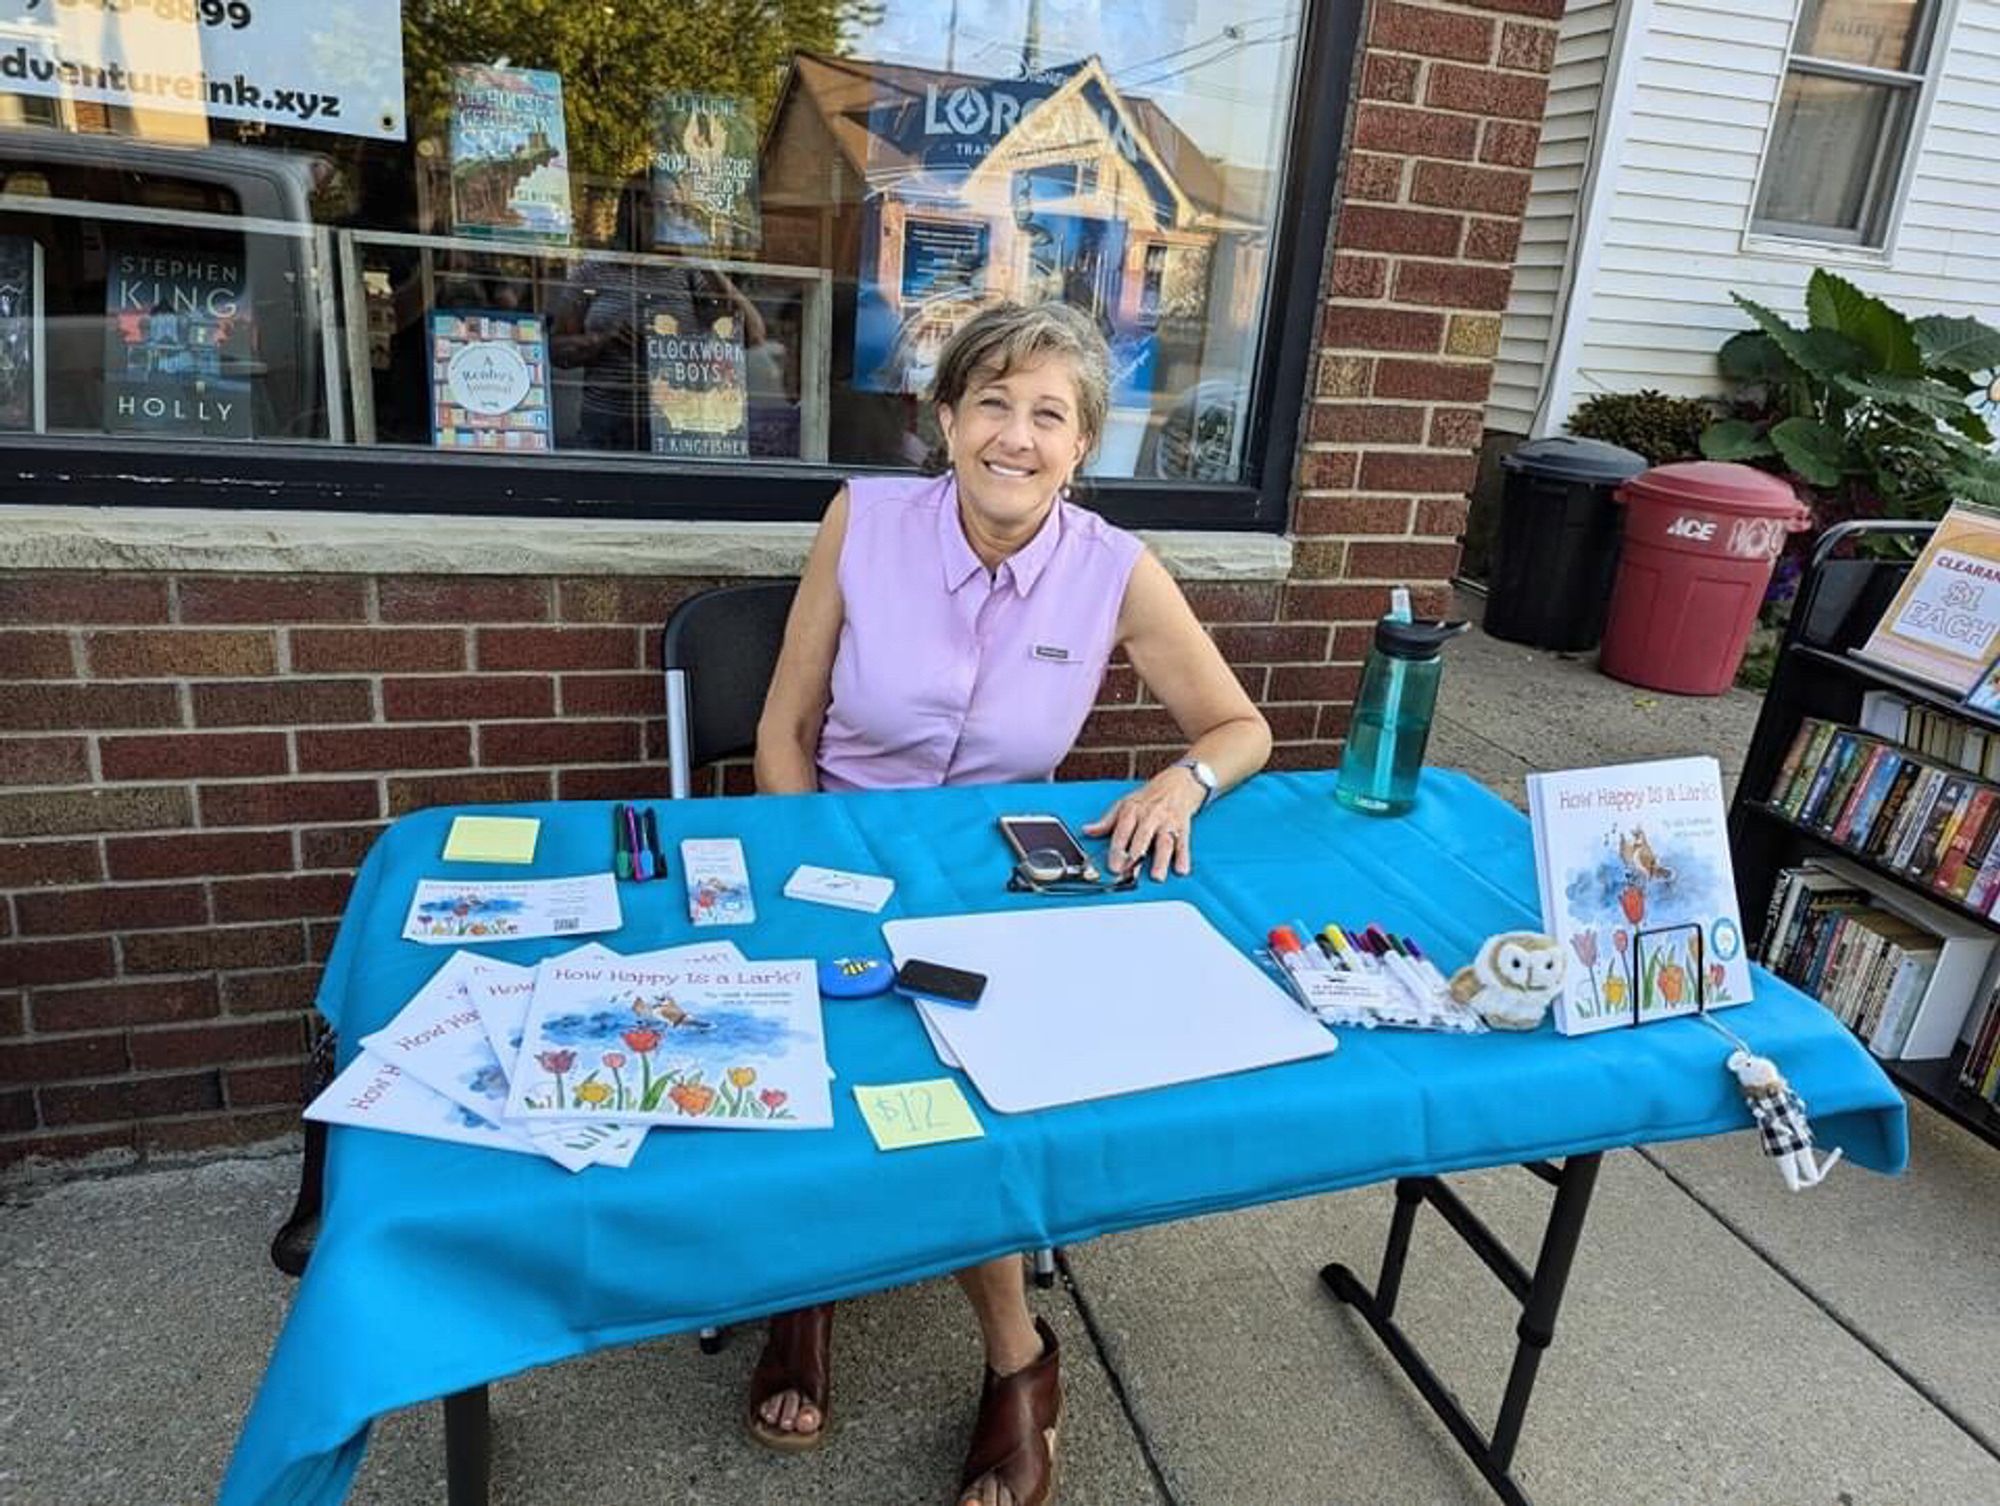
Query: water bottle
1334 590 1469 816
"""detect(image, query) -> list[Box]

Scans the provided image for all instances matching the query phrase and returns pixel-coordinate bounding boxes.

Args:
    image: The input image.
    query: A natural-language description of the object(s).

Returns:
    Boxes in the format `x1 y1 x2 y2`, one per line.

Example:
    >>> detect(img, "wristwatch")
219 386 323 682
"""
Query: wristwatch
1174 756 1219 811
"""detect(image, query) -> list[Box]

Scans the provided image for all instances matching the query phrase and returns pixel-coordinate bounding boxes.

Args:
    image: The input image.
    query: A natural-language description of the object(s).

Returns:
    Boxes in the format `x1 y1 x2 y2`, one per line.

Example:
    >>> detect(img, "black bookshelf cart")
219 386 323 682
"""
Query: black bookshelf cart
1728 518 2000 1150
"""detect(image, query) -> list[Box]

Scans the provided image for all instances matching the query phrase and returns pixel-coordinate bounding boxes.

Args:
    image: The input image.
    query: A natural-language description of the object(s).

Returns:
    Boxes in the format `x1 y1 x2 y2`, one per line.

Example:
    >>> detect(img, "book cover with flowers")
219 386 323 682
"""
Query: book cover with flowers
504 953 831 1129
1528 757 1751 1036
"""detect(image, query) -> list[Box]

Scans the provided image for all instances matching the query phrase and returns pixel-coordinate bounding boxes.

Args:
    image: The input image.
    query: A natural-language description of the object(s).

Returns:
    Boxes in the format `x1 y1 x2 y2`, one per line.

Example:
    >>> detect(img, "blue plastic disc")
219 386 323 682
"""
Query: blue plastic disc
818 955 895 999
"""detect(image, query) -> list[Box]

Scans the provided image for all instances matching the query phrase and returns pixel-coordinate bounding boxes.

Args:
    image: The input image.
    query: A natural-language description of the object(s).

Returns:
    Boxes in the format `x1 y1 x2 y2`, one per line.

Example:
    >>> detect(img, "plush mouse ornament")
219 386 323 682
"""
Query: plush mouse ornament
1449 932 1567 1030
1728 1049 1842 1191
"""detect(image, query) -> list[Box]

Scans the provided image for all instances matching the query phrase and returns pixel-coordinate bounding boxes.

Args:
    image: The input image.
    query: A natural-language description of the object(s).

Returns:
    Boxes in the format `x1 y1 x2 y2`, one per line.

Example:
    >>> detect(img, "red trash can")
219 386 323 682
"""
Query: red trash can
1598 462 1813 695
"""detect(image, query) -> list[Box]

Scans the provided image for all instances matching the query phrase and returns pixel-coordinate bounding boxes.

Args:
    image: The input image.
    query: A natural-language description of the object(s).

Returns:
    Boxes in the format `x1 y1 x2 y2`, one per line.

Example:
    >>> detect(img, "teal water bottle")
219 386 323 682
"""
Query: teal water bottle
1334 592 1469 816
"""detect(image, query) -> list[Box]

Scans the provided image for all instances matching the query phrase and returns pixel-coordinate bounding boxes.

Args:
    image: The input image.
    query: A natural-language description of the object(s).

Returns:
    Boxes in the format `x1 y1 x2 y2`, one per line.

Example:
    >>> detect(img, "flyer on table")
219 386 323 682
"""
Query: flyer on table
402 873 620 944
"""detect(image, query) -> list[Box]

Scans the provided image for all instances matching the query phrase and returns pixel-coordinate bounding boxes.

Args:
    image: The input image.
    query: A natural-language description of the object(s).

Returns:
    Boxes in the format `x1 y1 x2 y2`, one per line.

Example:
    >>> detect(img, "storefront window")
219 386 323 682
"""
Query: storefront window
0 0 1310 489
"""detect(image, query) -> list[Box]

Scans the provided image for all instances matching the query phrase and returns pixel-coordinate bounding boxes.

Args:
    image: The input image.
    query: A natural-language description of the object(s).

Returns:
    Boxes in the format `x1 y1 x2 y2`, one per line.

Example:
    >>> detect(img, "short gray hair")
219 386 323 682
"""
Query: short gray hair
927 302 1111 451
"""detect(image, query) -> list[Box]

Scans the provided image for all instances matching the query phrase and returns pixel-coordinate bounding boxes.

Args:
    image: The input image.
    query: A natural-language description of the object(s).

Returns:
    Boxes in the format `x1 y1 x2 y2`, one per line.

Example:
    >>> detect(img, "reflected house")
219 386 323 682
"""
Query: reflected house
762 53 1262 437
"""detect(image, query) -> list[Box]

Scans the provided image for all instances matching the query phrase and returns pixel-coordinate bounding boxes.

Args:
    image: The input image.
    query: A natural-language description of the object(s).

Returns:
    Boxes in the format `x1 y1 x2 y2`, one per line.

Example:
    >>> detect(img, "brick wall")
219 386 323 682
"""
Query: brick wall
0 0 1562 1175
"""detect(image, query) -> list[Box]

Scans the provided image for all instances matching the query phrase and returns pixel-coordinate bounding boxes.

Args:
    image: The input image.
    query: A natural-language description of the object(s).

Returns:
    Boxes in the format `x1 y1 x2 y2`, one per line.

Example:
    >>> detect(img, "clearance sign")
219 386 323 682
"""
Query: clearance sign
0 0 407 140
1860 503 2000 694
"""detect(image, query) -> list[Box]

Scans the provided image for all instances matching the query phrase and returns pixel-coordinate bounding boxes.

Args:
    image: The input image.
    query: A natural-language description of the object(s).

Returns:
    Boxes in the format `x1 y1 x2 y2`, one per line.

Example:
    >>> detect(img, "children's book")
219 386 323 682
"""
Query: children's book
649 90 760 252
305 1051 543 1157
401 873 619 944
1857 502 2000 693
429 311 553 452
503 950 831 1129
466 941 744 1070
449 65 573 243
1528 757 1752 1035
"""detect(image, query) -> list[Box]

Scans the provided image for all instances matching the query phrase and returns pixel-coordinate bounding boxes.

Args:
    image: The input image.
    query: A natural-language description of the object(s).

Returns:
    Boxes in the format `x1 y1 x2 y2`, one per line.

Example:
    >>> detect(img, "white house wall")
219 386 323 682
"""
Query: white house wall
1488 0 2000 436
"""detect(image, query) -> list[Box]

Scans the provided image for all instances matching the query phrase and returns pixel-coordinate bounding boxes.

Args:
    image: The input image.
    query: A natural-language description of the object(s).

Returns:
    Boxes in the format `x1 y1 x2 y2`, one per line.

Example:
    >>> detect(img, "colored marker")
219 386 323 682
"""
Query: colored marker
612 803 631 880
643 807 667 879
1401 935 1451 994
1320 924 1361 970
1267 926 1317 988
627 805 651 881
1290 918 1331 968
1369 931 1433 1010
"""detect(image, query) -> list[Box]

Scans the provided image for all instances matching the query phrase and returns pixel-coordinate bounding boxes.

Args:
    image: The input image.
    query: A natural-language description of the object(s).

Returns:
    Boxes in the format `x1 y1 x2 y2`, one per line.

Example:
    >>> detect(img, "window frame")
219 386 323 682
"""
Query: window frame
0 0 1364 533
1748 0 1951 251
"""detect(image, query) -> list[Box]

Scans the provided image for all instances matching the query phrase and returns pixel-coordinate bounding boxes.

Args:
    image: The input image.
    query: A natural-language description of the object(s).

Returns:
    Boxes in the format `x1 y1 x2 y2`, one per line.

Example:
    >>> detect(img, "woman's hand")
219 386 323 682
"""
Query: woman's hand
1083 768 1206 881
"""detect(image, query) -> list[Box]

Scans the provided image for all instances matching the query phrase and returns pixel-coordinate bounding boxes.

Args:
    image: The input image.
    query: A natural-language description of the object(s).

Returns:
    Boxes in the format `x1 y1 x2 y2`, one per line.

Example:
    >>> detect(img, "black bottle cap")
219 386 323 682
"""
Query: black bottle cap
1375 618 1471 659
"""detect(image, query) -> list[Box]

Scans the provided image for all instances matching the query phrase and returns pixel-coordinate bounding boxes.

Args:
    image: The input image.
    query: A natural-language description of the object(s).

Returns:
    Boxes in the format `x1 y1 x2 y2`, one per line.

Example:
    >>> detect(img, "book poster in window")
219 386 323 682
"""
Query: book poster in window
645 309 748 459
102 246 254 440
430 312 552 452
449 65 574 244
0 235 43 433
650 91 761 253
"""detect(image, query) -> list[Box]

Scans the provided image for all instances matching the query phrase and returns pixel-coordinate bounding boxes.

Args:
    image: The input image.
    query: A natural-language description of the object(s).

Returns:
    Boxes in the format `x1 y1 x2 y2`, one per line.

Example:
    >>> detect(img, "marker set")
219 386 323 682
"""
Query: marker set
1264 921 1484 1033
612 803 667 882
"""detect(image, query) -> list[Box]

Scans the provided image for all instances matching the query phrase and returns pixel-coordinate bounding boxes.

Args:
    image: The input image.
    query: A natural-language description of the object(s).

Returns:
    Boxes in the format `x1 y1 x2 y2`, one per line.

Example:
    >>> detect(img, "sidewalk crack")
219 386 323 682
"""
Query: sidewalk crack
1053 1248 1185 1506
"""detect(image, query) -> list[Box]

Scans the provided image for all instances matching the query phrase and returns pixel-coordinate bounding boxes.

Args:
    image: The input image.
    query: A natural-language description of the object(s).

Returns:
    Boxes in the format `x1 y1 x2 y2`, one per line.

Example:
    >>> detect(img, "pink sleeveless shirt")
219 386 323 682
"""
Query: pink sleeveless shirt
816 473 1145 791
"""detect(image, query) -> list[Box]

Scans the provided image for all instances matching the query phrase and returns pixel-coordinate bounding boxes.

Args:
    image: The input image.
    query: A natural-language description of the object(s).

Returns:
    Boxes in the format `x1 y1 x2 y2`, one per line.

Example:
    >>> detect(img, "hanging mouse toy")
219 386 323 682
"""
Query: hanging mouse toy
1727 1049 1843 1191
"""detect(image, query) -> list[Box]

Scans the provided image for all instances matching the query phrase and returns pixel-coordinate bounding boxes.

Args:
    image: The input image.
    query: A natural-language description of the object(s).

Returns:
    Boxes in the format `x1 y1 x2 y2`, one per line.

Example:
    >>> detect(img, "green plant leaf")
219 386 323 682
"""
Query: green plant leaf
1699 418 1776 460
1913 315 2000 375
1834 372 1982 422
1717 329 1790 385
1768 416 1847 485
1945 463 2000 508
1732 294 1868 381
1807 269 1923 375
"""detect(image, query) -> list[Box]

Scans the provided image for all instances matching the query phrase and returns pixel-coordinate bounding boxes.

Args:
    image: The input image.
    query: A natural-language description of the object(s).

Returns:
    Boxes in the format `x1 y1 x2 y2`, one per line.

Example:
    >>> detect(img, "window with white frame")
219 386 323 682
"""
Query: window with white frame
1752 0 1946 246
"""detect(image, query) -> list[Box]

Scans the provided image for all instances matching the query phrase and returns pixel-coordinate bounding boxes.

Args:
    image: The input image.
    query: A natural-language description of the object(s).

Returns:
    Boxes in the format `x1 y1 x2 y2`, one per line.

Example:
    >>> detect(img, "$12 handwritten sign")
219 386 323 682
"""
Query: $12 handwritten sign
854 1078 984 1151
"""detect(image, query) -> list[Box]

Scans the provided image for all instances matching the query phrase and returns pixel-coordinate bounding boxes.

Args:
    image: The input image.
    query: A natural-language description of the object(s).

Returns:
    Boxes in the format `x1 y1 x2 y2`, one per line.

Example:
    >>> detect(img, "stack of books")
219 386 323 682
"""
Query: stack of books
1760 864 1940 1057
1858 689 2000 782
1958 986 2000 1102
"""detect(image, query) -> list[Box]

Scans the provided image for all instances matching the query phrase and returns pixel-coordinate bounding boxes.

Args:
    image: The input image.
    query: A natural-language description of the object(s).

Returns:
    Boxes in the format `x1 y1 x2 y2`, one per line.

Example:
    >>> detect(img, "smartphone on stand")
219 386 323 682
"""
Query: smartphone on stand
998 814 1099 882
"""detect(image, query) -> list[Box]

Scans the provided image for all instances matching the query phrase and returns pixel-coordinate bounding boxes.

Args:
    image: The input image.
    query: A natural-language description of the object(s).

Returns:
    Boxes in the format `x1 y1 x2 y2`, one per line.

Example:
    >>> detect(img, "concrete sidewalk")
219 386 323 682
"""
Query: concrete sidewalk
5 595 1998 1506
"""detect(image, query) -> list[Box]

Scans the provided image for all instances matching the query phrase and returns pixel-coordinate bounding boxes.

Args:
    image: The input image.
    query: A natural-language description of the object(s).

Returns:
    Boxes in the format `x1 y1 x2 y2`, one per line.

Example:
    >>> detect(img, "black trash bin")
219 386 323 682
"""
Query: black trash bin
1484 435 1648 652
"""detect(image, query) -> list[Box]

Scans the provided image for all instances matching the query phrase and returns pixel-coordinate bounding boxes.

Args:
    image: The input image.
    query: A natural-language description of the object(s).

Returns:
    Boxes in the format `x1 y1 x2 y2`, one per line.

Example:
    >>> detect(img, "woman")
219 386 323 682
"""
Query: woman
753 301 1272 1506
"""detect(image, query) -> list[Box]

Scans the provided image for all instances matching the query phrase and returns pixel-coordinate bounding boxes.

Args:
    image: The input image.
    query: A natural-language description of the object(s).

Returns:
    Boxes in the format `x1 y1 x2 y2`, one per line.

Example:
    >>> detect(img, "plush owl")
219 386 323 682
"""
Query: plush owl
1448 931 1567 1031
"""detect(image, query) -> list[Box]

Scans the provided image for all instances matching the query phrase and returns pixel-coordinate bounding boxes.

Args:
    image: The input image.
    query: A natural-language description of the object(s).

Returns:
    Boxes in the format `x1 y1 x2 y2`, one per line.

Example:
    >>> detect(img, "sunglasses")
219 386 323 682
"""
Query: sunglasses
1005 846 1140 896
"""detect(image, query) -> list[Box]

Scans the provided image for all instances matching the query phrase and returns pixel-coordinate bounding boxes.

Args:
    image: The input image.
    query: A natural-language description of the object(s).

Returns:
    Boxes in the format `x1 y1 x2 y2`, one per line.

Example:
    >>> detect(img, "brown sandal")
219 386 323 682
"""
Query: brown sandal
745 1302 836 1452
957 1317 1063 1506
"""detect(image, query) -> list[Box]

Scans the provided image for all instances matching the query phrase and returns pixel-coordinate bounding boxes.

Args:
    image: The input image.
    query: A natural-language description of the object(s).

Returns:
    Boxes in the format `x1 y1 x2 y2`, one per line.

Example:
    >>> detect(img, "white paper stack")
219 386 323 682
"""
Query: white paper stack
783 863 895 913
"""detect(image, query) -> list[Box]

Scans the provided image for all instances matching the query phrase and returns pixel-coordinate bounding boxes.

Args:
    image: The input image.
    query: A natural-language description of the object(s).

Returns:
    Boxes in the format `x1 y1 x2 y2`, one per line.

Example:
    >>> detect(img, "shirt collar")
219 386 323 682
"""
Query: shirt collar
937 474 1067 598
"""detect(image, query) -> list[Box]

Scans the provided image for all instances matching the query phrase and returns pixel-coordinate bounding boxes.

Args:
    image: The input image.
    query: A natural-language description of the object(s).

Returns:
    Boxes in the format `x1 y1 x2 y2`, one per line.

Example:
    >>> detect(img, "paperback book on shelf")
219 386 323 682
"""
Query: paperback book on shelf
1856 502 2000 694
1528 757 1751 1035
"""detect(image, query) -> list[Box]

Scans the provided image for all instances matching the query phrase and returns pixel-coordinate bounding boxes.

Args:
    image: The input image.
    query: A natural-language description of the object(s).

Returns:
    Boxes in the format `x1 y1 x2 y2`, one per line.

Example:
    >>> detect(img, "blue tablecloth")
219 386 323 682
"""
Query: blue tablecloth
219 770 1906 1505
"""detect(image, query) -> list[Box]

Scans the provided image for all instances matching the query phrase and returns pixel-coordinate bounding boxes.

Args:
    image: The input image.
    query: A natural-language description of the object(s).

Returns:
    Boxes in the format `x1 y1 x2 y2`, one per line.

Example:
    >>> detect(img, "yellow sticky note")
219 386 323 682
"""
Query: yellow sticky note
443 816 540 865
853 1078 984 1151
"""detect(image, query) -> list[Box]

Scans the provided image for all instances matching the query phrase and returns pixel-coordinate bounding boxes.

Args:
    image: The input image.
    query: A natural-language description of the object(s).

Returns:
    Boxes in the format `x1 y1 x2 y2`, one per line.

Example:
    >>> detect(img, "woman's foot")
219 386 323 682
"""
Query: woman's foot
745 1302 835 1451
957 1317 1063 1506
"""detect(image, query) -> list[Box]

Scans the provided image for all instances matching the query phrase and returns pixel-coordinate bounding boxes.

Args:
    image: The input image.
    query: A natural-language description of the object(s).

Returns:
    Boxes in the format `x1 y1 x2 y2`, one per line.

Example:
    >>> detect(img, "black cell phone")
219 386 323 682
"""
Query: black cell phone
893 958 989 1010
998 813 1099 881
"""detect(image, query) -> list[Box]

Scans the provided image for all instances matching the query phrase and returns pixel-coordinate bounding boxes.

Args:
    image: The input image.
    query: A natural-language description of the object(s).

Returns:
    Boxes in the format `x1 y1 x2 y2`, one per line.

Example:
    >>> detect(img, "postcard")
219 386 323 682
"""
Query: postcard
401 873 620 944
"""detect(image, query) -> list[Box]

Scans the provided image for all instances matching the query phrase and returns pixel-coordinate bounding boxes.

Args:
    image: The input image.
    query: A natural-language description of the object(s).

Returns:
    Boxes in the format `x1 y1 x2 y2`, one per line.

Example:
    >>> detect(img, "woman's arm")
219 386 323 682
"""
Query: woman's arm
1082 551 1273 879
753 488 850 794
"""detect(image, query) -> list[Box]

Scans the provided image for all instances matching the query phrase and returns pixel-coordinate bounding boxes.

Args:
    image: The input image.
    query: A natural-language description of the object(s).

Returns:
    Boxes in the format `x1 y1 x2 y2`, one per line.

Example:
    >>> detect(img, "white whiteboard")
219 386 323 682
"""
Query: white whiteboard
882 901 1336 1114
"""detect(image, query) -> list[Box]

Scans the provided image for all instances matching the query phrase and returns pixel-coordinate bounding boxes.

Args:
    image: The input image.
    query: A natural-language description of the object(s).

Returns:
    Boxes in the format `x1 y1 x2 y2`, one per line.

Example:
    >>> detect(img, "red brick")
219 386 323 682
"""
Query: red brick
383 674 554 722
1336 204 1463 257
1464 217 1524 263
191 678 375 727
1330 253 1388 300
555 765 671 802
1295 496 1416 536
31 977 219 1032
1268 740 1348 773
1056 749 1135 782
300 823 383 870
308 920 342 963
0 737 91 786
0 840 103 888
15 883 208 937
386 771 550 815
0 786 190 839
1308 403 1427 445
291 628 466 673
1424 63 1548 121
1354 104 1480 162
0 1089 33 1133
137 1107 298 1155
1458 0 1563 16
1347 539 1466 579
477 627 639 672
558 673 660 718
1210 624 1331 662
177 576 367 624
211 872 354 923
1284 583 1398 622
480 721 640 768
1269 664 1365 701
222 966 323 1016
1345 153 1406 202
1172 586 1276 627
1374 358 1494 402
379 576 552 623
1480 120 1543 169
1429 408 1487 450
129 1016 304 1071
0 936 115 987
296 726 471 774
1498 19 1558 72
1323 306 1446 354
0 992 19 1036
99 731 289 782
1 1031 127 1083
1412 161 1533 216
1372 1 1496 62
1392 260 1515 311
0 631 77 678
85 630 276 679
1361 53 1420 104
1417 496 1475 535
43 1072 224 1125
558 577 720 625
226 1063 308 1108
0 576 168 624
122 922 304 976
0 682 182 732
1298 449 1361 490
107 829 294 881
1333 624 1378 658
1252 705 1314 743
199 779 381 827
1357 451 1480 493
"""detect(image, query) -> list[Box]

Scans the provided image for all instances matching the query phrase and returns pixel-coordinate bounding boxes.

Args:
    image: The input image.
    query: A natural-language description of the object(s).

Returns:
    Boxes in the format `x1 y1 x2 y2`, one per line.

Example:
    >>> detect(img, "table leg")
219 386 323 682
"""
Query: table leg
444 1384 491 1506
1320 1153 1603 1506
